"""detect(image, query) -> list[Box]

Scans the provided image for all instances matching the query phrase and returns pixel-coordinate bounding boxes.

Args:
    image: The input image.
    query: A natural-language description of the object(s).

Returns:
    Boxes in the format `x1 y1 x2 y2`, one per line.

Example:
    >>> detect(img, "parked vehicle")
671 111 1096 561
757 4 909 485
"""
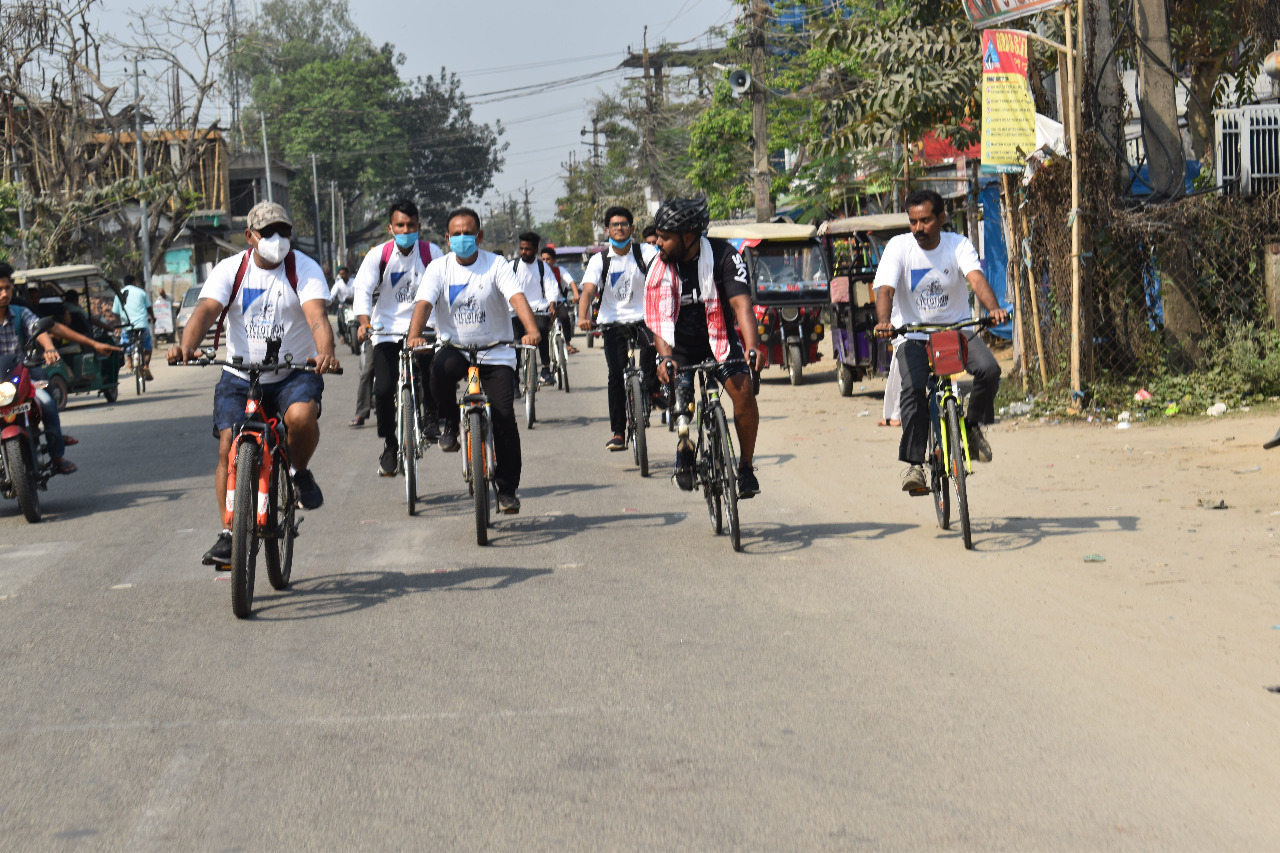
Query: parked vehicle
819 213 911 396
0 317 59 522
14 265 121 408
175 286 205 340
707 223 829 386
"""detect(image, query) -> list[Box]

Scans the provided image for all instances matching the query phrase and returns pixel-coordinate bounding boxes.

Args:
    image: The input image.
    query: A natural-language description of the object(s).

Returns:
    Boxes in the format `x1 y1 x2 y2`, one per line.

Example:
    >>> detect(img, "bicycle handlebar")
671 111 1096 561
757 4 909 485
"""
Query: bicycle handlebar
179 352 344 375
889 317 996 337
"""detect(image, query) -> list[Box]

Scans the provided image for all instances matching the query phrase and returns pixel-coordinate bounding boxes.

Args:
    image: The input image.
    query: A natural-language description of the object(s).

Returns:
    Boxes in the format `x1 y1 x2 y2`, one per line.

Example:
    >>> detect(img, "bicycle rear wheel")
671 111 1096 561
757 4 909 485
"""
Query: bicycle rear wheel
700 419 722 535
468 409 488 545
401 385 416 516
134 356 143 396
230 441 260 618
945 397 972 550
524 356 536 428
627 373 649 477
556 336 570 392
714 405 740 552
929 425 950 531
265 457 294 590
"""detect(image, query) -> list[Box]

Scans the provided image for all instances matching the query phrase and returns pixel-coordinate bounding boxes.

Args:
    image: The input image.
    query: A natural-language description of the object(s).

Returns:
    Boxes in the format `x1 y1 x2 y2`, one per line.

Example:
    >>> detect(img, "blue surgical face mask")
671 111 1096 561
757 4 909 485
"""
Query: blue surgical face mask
609 236 631 250
449 234 478 257
393 232 419 250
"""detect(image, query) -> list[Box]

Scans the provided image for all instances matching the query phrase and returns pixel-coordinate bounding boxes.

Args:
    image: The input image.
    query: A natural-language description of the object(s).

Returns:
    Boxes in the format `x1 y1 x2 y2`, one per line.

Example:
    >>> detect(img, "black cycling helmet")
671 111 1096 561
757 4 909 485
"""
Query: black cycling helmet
652 197 710 234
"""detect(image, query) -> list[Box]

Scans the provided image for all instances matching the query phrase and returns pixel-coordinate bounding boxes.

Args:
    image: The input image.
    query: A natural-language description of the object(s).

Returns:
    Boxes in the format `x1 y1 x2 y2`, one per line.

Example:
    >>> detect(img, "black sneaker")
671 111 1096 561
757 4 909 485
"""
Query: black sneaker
497 493 521 514
202 531 232 568
968 422 993 463
605 434 625 451
294 468 324 509
737 464 760 499
438 427 460 453
673 448 696 491
420 411 439 443
539 367 554 386
379 443 398 476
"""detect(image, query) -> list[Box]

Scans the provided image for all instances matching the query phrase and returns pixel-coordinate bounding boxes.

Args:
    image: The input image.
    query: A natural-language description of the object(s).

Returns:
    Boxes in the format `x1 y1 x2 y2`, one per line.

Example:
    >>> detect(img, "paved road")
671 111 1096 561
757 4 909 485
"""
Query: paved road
1 343 1277 849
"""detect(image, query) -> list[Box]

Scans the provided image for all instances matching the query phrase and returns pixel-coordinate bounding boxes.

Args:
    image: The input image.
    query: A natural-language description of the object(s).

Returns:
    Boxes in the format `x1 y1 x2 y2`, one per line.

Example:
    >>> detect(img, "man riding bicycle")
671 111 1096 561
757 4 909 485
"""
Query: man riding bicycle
167 201 339 566
114 273 155 381
407 207 541 515
578 205 659 452
647 197 765 499
353 199 443 476
873 189 1008 494
540 244 578 353
511 231 562 386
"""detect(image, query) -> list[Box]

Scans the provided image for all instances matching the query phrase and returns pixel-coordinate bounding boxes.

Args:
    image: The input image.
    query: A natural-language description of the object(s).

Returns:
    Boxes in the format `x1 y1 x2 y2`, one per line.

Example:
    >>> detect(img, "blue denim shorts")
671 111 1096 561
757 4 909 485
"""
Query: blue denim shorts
211 369 324 438
120 327 153 352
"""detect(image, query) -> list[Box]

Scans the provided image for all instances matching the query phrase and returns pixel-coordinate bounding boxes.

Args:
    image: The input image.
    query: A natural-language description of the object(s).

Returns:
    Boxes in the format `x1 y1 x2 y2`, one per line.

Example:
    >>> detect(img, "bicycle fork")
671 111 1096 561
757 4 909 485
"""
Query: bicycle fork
931 379 973 478
223 427 278 529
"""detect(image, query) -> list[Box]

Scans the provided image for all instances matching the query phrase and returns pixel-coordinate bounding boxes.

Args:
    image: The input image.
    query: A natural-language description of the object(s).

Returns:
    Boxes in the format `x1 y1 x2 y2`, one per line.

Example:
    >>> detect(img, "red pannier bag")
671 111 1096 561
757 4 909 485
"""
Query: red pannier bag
928 330 968 376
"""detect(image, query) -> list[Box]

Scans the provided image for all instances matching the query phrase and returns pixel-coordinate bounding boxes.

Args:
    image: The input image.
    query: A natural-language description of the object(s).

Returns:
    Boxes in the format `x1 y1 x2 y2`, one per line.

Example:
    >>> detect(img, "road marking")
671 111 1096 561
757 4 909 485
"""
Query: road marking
110 584 133 590
126 743 207 851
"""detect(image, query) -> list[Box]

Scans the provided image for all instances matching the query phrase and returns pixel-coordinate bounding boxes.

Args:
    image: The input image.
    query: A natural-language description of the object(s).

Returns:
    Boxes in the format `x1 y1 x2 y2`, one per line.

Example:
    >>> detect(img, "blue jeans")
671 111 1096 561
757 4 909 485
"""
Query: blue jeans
120 327 153 353
27 368 65 459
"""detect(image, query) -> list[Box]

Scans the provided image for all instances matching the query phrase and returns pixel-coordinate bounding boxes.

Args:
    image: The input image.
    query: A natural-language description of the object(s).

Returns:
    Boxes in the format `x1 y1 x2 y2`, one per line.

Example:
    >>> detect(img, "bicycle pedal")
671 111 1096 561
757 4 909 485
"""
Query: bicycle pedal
907 487 931 497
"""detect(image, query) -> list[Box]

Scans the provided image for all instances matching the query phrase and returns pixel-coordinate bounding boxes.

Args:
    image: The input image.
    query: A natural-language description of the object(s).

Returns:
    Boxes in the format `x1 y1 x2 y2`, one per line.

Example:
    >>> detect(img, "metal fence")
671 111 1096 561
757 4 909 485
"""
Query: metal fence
1216 104 1280 197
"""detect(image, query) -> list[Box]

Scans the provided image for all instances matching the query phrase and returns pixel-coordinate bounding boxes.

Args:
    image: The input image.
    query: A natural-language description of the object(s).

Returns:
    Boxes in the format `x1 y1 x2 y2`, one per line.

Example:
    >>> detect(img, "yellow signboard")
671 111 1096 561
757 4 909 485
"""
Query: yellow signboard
980 30 1037 174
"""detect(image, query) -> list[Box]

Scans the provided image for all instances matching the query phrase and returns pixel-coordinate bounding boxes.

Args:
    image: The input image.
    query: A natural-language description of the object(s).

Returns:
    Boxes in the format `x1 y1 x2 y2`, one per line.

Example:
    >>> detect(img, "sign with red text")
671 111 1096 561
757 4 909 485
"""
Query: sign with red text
962 0 1068 28
980 29 1037 174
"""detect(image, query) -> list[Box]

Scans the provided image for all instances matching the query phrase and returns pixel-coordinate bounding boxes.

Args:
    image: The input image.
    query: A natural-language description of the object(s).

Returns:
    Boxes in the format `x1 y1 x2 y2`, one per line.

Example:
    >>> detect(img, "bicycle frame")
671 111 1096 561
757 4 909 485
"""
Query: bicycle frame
930 374 971 478
223 366 291 530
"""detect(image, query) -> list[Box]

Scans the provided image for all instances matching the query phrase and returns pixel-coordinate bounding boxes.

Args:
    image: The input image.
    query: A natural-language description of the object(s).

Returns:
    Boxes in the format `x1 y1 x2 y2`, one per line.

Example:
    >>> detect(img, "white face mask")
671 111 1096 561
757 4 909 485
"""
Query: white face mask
256 234 290 265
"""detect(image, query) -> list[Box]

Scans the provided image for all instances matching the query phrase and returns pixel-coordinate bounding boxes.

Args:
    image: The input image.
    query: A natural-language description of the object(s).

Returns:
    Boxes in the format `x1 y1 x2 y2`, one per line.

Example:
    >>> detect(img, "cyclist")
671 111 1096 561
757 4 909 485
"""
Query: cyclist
540 244 578 353
577 205 659 452
406 207 541 515
113 274 155 381
872 188 1008 493
642 224 658 245
511 230 561 386
166 201 338 566
329 264 354 339
353 199 443 476
647 197 764 499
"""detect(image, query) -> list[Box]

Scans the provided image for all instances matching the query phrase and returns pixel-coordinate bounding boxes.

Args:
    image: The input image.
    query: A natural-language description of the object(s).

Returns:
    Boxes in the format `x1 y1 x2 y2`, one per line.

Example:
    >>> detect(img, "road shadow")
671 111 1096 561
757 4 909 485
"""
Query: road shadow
971 514 1141 552
738 519 917 554
251 566 552 620
513 482 610 500
530 414 608 429
35 486 194 522
751 453 796 469
487 511 685 548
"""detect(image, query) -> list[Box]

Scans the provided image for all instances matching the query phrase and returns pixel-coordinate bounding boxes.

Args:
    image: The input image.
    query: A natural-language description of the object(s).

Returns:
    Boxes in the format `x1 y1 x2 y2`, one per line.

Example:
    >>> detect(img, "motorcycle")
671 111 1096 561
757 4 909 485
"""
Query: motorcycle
339 304 361 355
0 316 59 522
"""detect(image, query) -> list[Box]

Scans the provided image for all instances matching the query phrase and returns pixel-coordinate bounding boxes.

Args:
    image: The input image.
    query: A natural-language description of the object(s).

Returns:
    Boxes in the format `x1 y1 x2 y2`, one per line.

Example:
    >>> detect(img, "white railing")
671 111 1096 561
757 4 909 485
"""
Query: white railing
1216 104 1280 196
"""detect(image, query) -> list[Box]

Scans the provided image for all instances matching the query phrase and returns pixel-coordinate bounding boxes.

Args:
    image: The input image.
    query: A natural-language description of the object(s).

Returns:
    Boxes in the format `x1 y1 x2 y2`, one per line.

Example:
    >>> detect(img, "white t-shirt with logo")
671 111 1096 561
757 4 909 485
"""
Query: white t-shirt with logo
353 241 443 345
419 250 524 368
581 242 658 324
872 231 981 339
511 258 562 314
200 250 331 383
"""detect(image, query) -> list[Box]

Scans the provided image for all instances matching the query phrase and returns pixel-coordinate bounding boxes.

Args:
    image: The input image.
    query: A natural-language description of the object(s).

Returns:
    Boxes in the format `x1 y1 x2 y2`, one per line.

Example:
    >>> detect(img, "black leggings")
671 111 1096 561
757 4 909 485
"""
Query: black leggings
512 315 552 365
372 341 435 442
430 349 521 495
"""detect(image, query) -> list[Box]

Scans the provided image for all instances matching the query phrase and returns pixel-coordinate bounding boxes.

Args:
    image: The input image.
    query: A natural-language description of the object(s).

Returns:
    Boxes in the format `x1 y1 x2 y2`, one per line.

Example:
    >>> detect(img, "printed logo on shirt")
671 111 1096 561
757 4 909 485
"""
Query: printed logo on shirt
610 270 631 303
448 283 468 306
730 252 747 286
914 279 950 314
244 287 285 341
241 287 267 309
452 294 485 328
390 271 406 287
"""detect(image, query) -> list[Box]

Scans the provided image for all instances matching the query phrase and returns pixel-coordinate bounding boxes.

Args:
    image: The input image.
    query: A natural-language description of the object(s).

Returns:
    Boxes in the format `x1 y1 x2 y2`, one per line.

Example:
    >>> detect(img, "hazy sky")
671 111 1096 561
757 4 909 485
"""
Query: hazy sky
93 0 738 222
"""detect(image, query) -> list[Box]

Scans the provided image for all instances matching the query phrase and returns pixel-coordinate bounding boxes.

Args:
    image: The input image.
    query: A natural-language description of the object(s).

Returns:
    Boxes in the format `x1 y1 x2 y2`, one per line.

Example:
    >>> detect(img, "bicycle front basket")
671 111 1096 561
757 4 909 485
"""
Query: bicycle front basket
928 330 968 376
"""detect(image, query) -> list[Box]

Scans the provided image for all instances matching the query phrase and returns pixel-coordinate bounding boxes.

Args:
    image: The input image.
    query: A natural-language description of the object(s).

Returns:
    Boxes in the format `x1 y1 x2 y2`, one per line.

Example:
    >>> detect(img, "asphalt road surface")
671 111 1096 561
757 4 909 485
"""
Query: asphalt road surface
2 341 1278 850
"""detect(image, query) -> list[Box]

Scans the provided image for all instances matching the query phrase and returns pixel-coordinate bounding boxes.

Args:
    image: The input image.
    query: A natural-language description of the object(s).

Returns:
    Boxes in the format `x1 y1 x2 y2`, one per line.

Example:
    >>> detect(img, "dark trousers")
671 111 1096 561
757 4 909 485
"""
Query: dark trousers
555 302 574 343
372 341 435 441
602 324 656 437
431 349 521 495
897 330 1001 464
512 315 551 366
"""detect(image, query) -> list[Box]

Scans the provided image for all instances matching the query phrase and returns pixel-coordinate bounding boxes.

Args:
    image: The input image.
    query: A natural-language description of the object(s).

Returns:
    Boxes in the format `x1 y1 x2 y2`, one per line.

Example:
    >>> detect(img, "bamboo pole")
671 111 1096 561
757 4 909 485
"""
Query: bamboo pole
1013 188 1049 389
1064 4 1082 396
1000 172 1027 393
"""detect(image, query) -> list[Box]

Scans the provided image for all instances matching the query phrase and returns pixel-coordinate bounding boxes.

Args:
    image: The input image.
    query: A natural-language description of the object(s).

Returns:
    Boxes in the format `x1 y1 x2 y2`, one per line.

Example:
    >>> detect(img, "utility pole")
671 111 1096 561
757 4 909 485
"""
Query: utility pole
748 0 773 222
260 112 274 203
228 0 242 144
521 183 532 232
133 58 153 290
329 180 337 273
338 191 347 267
1133 0 1182 200
310 153 323 265
641 26 663 215
11 147 27 261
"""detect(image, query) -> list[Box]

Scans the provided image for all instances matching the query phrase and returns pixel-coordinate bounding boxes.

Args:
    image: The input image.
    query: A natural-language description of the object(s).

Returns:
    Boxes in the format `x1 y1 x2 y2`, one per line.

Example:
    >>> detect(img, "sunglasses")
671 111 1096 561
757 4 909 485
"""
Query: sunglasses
256 223 292 239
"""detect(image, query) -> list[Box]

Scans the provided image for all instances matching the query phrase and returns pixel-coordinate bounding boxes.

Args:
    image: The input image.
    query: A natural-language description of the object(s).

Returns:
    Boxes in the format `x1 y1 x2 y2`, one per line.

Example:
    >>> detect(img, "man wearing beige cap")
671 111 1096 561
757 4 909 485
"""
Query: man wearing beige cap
168 200 340 567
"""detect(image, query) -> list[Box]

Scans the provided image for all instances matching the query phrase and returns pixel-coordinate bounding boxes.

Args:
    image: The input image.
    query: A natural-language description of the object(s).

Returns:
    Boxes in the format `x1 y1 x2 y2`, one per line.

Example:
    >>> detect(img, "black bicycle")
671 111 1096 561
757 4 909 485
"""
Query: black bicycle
599 321 652 477
672 357 749 553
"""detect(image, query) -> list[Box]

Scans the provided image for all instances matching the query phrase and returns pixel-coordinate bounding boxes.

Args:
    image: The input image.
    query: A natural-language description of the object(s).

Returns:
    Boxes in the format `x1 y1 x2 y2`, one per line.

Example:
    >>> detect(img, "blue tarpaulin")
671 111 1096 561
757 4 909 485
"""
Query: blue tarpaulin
980 181 1014 340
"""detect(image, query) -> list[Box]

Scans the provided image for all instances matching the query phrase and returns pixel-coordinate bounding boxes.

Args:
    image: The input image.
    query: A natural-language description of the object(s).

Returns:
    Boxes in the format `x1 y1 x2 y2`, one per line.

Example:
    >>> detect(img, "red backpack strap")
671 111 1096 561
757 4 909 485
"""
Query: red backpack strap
419 241 433 266
284 250 298 290
212 251 253 351
378 240 394 282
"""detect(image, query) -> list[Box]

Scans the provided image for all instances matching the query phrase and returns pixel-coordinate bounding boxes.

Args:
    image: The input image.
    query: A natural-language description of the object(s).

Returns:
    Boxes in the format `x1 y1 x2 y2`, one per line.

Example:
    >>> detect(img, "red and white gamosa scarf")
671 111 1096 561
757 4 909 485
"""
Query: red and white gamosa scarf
643 236 731 362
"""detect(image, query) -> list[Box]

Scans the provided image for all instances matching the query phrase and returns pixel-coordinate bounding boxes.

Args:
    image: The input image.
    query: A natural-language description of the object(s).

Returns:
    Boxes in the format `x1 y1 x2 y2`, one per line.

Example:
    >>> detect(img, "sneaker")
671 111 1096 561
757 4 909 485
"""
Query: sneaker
202 531 232 568
143 367 155 382
497 493 521 514
348 416 366 428
294 468 324 509
539 367 554 386
438 427 460 453
901 465 928 493
673 448 696 491
737 464 760 499
420 411 439 442
605 434 626 451
968 422 993 463
378 444 397 476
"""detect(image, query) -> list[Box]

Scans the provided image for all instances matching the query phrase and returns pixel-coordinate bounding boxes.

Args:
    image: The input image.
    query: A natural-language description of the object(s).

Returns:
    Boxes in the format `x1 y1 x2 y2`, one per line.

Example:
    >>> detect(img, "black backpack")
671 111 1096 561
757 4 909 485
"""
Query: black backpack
599 242 650 286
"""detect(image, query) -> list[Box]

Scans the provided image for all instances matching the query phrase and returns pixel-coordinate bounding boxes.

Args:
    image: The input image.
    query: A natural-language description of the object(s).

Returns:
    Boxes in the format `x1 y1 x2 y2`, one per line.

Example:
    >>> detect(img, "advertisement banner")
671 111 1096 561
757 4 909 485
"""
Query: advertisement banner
962 0 1067 28
980 29 1038 174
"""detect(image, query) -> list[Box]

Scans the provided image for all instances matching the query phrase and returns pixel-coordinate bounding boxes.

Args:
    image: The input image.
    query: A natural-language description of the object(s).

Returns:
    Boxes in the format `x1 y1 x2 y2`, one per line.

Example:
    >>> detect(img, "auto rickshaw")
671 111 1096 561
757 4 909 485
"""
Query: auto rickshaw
707 222 829 386
818 213 910 396
14 264 122 408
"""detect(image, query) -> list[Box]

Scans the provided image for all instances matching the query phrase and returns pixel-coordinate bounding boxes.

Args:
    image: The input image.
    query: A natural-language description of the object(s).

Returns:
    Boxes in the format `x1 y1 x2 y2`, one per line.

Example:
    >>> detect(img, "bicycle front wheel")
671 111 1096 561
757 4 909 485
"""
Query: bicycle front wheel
468 410 488 545
627 373 649 477
945 397 972 550
134 358 143 396
700 421 722 535
714 405 740 552
556 336 570 393
401 385 416 516
929 425 950 531
230 441 260 618
265 457 294 590
524 357 536 428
